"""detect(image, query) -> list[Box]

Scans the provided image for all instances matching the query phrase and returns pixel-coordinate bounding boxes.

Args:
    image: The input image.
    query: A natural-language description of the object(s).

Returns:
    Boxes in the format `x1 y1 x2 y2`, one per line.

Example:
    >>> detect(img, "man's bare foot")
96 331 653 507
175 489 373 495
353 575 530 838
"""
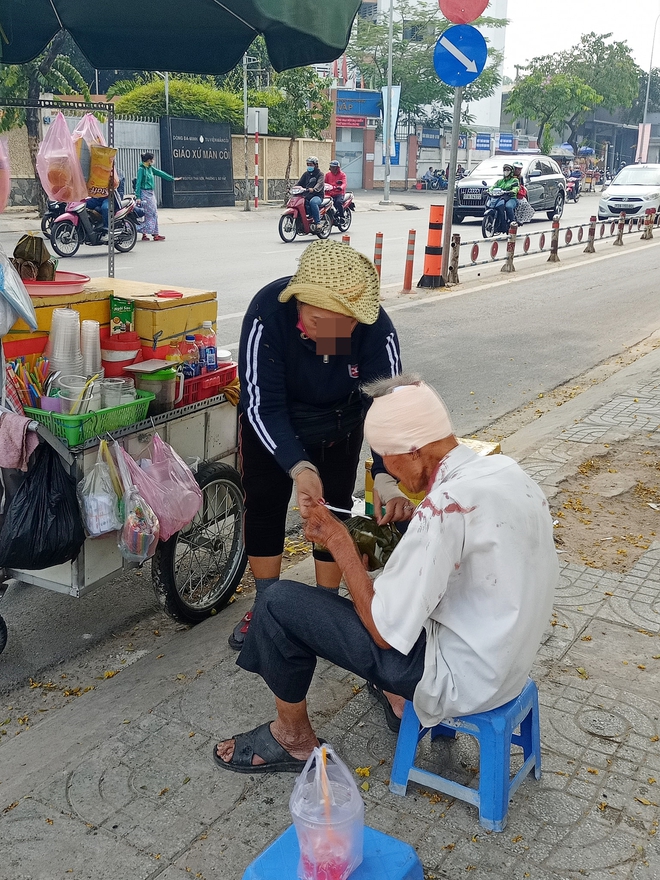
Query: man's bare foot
215 721 319 766
383 689 406 719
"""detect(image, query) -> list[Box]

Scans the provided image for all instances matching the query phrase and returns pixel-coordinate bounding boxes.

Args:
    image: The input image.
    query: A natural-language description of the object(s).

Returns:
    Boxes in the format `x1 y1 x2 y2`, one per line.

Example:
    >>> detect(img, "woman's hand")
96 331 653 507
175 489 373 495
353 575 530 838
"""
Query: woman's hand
175 177 183 181
295 468 325 518
373 488 415 525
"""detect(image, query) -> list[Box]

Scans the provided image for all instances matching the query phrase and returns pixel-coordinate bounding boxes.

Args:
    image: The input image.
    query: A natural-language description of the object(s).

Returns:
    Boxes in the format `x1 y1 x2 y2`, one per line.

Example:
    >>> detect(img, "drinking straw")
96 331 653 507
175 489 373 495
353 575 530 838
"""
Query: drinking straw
70 373 100 416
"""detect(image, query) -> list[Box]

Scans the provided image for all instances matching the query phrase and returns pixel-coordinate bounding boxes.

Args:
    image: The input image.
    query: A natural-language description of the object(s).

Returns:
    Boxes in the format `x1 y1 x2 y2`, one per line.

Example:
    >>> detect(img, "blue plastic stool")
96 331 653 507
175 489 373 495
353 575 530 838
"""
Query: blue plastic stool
389 678 541 832
243 824 423 879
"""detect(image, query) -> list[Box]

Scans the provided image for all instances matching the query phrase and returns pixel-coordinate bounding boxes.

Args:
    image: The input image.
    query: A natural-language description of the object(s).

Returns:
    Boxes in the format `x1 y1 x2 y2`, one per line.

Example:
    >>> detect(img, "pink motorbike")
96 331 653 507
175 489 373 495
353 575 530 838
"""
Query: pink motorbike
50 193 139 257
278 185 333 242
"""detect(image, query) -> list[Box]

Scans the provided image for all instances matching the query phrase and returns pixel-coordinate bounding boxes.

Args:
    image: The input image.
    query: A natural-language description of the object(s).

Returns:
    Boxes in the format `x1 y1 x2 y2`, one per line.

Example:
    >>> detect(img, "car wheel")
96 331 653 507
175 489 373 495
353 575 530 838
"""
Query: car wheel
547 193 564 221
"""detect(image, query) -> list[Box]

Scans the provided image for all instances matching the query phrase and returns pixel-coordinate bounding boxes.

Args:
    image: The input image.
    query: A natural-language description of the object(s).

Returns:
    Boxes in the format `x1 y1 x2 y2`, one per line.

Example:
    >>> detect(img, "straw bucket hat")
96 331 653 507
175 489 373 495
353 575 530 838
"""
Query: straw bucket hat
278 240 381 325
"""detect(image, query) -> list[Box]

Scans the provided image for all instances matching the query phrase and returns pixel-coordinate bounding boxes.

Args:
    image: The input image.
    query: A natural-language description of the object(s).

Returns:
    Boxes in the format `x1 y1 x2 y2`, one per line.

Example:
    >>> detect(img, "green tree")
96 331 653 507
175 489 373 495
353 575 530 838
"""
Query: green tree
506 72 602 149
0 33 91 207
622 67 660 124
114 79 243 128
347 0 505 127
266 67 333 187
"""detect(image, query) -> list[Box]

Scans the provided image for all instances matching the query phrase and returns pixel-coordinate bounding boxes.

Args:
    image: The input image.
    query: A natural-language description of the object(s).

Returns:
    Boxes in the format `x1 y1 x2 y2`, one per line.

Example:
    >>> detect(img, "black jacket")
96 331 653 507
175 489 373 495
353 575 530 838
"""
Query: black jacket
296 168 325 197
238 277 402 474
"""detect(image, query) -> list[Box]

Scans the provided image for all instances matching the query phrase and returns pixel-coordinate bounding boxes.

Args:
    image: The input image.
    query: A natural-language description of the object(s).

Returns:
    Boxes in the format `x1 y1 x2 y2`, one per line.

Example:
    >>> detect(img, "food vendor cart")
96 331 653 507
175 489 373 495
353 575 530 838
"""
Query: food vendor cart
0 276 246 656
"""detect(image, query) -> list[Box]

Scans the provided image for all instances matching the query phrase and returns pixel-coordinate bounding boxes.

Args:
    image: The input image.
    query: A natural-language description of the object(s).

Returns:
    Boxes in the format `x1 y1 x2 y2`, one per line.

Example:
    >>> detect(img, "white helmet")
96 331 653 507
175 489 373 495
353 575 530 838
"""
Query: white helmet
306 155 319 165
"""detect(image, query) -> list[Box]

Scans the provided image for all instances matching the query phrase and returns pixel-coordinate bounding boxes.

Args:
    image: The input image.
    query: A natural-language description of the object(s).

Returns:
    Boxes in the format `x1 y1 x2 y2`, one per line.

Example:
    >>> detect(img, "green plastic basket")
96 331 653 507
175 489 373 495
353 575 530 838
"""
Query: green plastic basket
25 390 155 447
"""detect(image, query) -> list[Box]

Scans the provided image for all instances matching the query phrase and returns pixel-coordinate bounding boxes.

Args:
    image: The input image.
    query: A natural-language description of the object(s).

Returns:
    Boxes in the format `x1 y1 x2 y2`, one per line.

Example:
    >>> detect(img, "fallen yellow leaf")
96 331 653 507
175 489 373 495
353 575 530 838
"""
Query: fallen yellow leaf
355 767 371 777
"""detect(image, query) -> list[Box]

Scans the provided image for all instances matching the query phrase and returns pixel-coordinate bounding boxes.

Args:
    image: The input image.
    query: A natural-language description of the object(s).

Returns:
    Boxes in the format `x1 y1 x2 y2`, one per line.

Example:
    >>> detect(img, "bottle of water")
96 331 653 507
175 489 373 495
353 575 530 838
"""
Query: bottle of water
202 321 217 371
180 335 200 379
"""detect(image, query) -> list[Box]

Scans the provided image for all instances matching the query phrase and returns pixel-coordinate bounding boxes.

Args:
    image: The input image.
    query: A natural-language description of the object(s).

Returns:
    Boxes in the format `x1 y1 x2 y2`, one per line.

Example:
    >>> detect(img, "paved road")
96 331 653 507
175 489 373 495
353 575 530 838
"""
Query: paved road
2 192 653 692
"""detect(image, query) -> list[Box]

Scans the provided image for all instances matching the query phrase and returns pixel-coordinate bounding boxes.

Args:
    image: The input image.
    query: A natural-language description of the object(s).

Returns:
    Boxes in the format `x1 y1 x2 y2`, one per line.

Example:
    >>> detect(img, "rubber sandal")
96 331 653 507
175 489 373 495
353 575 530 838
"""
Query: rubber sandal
228 607 252 651
366 681 401 733
212 722 325 774
153 234 166 241
141 234 149 241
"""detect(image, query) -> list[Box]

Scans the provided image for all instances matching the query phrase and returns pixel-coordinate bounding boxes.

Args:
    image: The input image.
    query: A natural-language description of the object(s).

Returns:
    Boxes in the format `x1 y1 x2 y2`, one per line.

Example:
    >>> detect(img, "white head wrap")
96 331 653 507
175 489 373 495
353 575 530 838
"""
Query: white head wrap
365 382 453 456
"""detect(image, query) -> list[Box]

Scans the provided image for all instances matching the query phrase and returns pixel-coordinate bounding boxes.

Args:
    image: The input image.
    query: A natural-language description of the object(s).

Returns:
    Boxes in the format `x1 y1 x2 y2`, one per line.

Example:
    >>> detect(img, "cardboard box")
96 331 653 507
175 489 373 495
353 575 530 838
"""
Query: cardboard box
364 438 502 516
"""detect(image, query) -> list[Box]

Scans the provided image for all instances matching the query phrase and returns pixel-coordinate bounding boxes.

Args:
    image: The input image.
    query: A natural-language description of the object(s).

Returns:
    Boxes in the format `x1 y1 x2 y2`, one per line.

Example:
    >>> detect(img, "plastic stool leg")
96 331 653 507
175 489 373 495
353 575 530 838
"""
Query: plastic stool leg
530 687 542 780
476 717 511 832
390 702 422 796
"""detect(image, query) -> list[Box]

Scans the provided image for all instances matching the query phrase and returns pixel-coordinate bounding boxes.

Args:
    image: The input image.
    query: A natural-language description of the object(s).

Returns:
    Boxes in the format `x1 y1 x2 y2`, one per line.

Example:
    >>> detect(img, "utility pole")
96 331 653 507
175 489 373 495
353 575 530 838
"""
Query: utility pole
381 0 394 205
243 54 250 212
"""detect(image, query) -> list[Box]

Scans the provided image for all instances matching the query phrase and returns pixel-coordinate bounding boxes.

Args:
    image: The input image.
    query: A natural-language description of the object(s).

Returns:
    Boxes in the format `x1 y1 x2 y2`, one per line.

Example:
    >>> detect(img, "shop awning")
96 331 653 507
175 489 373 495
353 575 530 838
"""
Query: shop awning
0 0 361 74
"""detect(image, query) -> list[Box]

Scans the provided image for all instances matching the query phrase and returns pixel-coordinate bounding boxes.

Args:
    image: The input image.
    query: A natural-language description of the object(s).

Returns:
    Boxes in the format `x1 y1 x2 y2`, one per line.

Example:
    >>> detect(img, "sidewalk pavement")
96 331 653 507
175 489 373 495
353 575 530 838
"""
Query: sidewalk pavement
3 352 660 879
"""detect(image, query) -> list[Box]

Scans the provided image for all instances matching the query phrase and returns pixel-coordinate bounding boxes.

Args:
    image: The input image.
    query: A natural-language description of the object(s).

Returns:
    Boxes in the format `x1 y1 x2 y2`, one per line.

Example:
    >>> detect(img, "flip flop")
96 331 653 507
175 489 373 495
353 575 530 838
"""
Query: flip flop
366 681 401 733
213 722 325 774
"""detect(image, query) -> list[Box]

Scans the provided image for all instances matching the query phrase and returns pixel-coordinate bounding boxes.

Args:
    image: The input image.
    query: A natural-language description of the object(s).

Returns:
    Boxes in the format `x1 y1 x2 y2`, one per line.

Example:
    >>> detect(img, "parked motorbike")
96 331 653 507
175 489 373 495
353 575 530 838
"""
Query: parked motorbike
50 193 139 257
41 199 67 239
429 170 448 191
481 187 512 238
328 190 355 232
278 185 333 242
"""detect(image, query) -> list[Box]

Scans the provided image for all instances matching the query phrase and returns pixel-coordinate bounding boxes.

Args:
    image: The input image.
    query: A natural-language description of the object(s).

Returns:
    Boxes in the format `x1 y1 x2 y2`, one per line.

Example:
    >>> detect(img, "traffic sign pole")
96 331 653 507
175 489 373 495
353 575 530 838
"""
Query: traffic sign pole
442 86 463 283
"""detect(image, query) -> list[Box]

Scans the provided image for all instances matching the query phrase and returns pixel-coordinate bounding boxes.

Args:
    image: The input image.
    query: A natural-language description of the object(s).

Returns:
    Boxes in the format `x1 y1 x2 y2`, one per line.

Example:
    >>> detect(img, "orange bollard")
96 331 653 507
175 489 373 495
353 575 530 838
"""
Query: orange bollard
417 205 445 288
373 232 383 277
402 229 416 293
342 234 351 245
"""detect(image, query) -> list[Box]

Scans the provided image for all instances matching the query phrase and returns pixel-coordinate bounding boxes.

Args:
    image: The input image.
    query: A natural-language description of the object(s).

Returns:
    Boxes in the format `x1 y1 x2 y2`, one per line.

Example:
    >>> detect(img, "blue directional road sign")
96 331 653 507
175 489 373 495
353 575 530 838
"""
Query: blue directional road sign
433 24 488 87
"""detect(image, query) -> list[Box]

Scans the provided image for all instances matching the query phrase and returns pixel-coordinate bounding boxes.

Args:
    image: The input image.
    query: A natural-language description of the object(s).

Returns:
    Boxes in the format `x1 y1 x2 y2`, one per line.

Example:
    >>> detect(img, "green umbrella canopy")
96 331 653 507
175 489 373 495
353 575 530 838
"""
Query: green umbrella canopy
0 0 361 73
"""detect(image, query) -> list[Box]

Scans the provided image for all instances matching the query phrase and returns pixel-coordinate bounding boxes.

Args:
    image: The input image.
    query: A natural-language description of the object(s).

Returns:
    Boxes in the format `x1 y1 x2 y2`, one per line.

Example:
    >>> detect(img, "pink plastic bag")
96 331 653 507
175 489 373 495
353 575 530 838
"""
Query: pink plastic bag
0 138 10 214
72 113 106 182
36 112 88 203
119 434 202 541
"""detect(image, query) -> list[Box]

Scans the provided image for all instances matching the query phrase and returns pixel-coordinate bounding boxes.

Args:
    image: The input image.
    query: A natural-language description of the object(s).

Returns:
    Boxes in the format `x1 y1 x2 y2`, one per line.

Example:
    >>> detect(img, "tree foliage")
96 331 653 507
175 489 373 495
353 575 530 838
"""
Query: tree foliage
114 79 243 128
508 32 641 149
346 0 505 126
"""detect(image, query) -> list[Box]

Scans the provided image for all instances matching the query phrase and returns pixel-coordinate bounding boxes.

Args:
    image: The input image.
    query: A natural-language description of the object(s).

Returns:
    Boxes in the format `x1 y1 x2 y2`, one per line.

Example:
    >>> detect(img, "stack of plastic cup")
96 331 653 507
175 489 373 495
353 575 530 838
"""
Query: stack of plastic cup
81 320 103 379
49 308 83 377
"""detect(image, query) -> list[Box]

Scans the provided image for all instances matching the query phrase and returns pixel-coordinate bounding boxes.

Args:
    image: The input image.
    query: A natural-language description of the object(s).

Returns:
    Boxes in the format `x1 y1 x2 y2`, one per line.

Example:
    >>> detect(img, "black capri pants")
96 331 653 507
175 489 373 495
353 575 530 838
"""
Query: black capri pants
239 413 363 562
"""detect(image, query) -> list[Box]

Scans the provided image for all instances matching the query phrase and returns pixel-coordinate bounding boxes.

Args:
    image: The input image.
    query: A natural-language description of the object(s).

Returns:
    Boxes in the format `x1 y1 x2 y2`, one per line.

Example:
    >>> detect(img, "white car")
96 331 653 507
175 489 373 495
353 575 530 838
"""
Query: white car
598 164 660 220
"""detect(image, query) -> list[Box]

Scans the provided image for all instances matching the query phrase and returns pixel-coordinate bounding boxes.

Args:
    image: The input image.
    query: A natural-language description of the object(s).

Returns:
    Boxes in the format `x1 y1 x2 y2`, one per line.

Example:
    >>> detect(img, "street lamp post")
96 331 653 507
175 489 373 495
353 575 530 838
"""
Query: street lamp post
381 0 394 205
642 11 660 161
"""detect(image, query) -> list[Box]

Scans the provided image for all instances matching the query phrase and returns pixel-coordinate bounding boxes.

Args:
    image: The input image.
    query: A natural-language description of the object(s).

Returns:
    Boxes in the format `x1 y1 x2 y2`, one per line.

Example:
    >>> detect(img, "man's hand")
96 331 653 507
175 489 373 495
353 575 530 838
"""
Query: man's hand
303 505 344 548
374 489 415 525
295 468 325 517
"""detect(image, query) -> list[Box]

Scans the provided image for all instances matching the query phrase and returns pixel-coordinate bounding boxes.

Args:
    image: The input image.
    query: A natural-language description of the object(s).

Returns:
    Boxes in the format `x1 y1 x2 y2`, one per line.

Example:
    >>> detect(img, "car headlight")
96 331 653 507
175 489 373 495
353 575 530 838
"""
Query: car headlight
644 192 660 200
601 189 610 198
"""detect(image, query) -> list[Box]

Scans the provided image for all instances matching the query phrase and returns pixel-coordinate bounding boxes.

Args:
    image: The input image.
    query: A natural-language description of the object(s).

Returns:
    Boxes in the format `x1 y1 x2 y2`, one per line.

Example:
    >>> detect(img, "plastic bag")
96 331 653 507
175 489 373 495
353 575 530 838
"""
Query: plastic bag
72 113 106 181
77 445 122 537
36 112 88 204
0 444 85 569
0 138 10 214
290 744 364 880
119 486 160 563
119 434 202 541
0 244 37 332
344 515 401 571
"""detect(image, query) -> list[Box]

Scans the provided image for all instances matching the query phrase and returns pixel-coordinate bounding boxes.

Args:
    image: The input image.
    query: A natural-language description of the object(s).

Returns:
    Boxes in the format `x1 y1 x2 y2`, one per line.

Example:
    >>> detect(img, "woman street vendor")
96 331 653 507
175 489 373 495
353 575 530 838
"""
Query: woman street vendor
229 239 413 650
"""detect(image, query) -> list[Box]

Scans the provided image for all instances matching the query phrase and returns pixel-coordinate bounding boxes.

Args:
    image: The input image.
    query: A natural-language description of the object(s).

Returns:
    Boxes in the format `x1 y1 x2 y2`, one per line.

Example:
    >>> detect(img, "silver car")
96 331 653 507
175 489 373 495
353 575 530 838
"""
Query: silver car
598 164 660 220
453 155 566 224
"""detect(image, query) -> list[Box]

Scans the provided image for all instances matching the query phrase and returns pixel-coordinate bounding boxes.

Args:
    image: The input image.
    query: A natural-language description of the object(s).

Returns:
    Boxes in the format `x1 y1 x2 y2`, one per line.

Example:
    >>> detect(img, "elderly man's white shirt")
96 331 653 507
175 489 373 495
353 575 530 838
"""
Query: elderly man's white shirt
371 444 558 728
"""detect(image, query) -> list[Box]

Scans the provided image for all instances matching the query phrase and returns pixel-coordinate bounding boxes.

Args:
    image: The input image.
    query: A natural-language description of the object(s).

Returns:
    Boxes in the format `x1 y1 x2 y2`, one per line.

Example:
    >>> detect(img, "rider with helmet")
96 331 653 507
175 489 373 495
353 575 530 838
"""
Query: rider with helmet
325 160 347 219
296 156 325 232
492 163 520 231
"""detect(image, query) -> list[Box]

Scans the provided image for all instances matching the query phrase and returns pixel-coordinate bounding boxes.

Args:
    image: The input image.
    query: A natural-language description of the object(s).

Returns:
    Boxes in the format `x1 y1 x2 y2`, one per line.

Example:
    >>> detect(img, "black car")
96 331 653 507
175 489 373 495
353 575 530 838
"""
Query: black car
453 155 566 224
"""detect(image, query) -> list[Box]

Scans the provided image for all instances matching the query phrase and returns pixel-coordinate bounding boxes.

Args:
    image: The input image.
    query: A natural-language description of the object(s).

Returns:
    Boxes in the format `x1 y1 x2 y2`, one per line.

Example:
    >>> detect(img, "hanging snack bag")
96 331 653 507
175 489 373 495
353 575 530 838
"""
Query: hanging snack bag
36 112 88 204
77 445 122 537
119 487 160 563
72 112 105 180
87 144 118 197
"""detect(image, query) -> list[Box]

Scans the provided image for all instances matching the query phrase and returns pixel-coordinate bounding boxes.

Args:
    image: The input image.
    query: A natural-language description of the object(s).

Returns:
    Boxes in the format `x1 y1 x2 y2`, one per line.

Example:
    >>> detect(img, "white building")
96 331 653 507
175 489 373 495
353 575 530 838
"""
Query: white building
464 0 508 131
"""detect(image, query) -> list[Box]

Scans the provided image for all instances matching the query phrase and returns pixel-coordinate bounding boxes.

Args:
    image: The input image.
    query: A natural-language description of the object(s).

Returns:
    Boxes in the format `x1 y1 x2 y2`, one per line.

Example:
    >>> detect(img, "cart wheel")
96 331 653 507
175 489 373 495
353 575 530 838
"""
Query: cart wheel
0 615 6 656
151 462 247 624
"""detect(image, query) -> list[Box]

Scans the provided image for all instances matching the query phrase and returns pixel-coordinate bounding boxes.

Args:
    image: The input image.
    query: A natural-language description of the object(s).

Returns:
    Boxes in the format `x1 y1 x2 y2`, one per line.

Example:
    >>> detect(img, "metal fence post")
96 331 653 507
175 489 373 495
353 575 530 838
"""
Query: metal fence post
447 233 461 284
547 215 560 262
501 222 518 273
613 211 626 246
584 215 597 253
641 208 656 241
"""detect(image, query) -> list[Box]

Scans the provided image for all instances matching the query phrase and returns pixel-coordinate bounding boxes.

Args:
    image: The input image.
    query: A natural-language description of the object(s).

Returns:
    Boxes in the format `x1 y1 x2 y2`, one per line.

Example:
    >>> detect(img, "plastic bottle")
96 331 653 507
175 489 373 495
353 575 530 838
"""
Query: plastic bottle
165 341 182 364
180 335 200 379
194 333 207 374
202 321 217 371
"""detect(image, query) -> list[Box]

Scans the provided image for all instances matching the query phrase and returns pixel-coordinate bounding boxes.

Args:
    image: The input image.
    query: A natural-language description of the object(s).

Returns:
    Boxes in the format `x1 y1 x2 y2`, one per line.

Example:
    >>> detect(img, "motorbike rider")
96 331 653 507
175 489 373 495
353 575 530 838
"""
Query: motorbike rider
492 163 520 230
296 156 325 232
325 160 347 220
422 166 435 186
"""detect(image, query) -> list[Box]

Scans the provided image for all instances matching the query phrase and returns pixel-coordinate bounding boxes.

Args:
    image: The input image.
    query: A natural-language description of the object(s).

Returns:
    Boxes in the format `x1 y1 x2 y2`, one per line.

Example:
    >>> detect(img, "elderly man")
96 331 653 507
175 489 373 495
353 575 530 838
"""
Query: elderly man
213 376 558 773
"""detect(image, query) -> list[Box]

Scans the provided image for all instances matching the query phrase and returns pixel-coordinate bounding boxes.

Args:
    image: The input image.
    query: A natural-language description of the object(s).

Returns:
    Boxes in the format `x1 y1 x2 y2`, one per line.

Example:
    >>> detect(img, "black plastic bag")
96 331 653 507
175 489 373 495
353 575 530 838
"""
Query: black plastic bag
0 444 85 569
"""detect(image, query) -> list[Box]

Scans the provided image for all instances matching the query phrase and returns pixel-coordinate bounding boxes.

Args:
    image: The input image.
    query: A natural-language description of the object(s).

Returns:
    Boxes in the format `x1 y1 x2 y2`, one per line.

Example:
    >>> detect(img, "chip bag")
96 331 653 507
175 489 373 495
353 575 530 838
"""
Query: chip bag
36 112 88 203
87 144 118 197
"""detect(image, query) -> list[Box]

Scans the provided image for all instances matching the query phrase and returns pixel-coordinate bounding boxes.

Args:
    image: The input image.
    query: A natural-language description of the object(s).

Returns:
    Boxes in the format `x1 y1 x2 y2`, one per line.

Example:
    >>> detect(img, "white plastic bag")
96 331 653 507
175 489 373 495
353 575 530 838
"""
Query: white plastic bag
118 487 160 563
0 245 36 331
77 446 122 537
290 744 364 880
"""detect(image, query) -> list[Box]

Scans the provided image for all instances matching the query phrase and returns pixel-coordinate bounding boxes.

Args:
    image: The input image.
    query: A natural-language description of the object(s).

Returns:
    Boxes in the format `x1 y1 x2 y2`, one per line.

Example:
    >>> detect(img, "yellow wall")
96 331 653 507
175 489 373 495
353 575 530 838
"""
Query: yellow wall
231 135 332 190
6 127 34 178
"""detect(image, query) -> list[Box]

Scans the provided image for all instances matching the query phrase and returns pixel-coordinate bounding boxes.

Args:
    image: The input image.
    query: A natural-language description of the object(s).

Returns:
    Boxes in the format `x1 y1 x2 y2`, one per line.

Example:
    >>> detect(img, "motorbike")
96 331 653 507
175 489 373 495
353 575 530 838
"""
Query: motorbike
278 185 334 242
50 193 139 258
429 170 448 191
328 190 355 233
41 199 67 239
565 173 581 203
481 187 513 238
